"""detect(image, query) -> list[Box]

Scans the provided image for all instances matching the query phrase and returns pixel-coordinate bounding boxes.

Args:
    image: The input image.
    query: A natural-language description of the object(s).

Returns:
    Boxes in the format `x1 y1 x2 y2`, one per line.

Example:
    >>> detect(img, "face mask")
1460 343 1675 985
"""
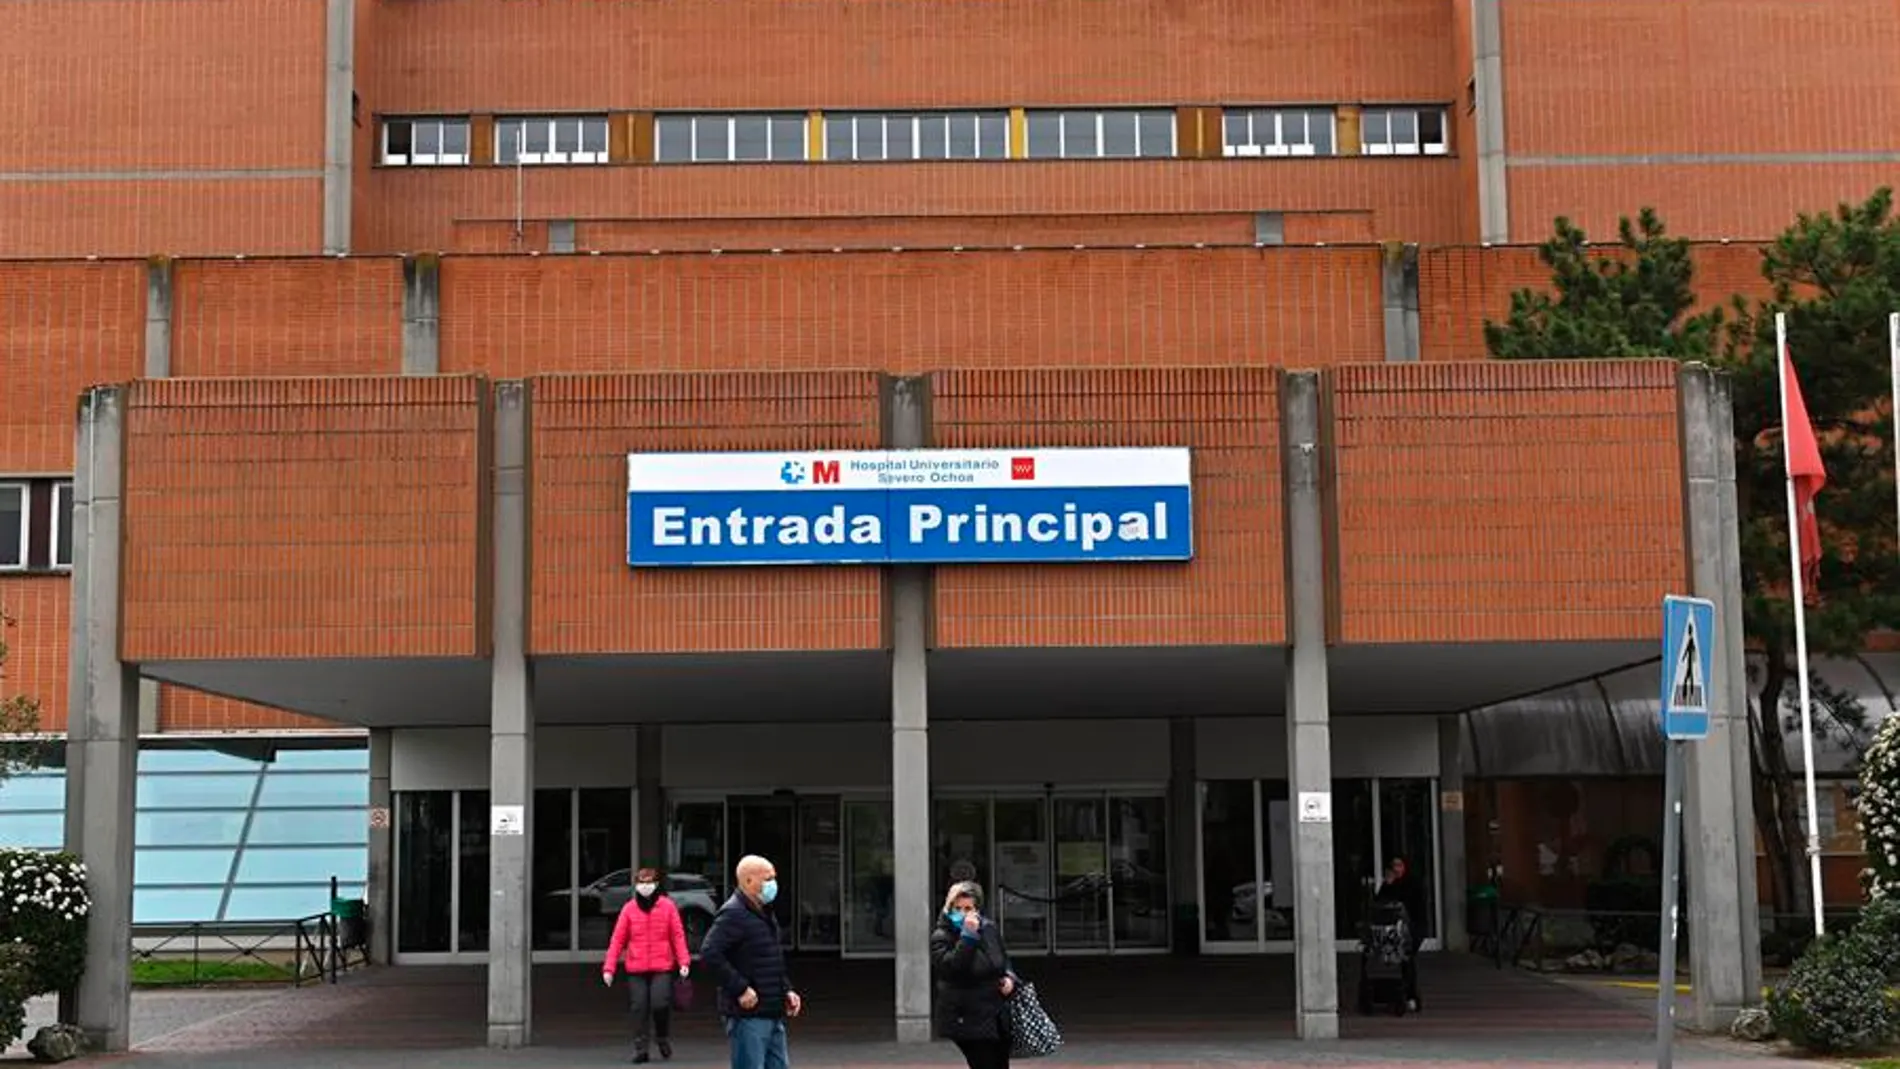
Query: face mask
946 909 966 928
759 878 779 905
635 882 657 897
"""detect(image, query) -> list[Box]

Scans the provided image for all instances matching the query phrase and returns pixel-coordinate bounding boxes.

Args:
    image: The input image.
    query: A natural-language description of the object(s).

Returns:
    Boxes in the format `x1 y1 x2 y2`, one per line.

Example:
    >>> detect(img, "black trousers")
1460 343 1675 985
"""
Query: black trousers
626 972 674 1053
953 1038 1010 1069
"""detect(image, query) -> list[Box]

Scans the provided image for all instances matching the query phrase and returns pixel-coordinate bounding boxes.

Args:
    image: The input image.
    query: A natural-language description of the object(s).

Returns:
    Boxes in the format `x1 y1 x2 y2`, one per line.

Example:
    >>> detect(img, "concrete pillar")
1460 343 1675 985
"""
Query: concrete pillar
321 0 354 254
1380 242 1420 363
1471 0 1510 243
1677 364 1755 1029
885 374 933 1044
1167 718 1199 953
637 724 663 866
486 381 535 1048
402 255 440 376
367 728 393 965
137 259 171 736
57 391 96 1029
1280 370 1339 1040
1437 715 1469 952
65 387 140 1052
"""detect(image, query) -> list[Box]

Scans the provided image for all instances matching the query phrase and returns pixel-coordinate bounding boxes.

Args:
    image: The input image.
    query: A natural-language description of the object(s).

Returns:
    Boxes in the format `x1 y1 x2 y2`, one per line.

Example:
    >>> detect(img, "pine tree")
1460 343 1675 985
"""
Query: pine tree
1487 191 1900 922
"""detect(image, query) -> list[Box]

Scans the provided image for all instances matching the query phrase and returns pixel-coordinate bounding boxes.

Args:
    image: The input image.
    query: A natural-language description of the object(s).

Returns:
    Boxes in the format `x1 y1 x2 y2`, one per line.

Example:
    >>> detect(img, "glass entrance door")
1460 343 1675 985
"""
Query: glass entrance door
729 798 797 948
842 799 893 955
797 798 842 950
1198 776 1438 952
1052 796 1109 952
992 797 1050 953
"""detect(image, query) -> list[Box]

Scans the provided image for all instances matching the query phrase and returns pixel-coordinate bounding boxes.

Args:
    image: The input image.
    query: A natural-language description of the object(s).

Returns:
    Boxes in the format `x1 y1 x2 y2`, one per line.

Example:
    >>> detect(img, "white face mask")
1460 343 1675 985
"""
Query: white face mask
635 882 657 897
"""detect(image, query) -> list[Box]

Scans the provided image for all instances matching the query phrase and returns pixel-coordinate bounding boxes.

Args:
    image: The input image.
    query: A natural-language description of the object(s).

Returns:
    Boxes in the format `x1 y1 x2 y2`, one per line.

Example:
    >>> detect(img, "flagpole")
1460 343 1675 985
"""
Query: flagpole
1777 311 1827 937
1890 312 1898 550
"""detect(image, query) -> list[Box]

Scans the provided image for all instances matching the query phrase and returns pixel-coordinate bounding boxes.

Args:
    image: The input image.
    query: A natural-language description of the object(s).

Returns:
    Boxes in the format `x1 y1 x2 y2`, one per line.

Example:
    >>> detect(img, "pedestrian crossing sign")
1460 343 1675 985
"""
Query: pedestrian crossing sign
1660 595 1715 741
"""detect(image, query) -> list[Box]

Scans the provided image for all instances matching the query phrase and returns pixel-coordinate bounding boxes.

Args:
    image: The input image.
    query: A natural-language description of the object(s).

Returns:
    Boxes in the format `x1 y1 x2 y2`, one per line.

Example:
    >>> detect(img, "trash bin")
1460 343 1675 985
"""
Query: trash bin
332 897 368 948
1467 883 1499 939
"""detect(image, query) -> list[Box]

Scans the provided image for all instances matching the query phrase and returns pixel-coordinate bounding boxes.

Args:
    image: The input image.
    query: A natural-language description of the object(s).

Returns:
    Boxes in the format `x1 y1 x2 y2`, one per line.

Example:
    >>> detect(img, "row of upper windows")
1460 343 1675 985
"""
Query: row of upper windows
380 105 1448 167
0 480 73 573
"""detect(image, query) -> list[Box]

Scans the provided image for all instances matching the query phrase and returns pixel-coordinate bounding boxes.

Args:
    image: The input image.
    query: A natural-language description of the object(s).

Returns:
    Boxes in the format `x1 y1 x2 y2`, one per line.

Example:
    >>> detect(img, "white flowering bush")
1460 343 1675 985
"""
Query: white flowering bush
1860 715 1900 901
0 850 90 998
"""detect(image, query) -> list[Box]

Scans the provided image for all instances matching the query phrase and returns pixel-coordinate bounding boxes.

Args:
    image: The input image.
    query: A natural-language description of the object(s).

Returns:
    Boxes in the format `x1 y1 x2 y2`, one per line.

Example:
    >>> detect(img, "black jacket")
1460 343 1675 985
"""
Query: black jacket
698 892 792 1019
931 915 1012 1042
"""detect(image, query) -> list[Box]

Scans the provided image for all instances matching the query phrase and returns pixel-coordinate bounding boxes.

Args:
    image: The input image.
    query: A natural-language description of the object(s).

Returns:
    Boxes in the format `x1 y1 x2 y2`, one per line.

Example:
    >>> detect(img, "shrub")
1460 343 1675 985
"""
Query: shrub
1766 933 1900 1055
1861 715 1900 901
0 943 33 1052
1849 895 1900 981
0 850 90 997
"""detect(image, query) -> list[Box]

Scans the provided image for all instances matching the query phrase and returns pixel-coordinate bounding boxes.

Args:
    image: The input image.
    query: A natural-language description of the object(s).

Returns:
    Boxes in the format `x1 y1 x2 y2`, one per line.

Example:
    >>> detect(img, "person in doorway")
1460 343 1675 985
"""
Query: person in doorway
932 880 1016 1069
602 865 693 1063
1373 856 1425 1011
699 854 802 1069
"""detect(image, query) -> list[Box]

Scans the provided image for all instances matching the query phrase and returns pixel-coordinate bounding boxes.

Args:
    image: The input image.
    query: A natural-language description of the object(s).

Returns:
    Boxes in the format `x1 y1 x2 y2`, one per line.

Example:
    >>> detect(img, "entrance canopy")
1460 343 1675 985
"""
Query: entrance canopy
139 640 1652 728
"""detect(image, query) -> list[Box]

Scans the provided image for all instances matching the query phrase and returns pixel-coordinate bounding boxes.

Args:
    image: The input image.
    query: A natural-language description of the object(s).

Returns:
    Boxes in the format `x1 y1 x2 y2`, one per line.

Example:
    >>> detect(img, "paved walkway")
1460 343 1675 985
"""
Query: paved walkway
4 956 1835 1067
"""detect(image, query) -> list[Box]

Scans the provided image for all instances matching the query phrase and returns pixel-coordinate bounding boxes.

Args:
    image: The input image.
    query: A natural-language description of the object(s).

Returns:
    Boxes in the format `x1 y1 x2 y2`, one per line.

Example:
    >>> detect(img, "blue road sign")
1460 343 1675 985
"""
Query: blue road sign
1660 595 1716 741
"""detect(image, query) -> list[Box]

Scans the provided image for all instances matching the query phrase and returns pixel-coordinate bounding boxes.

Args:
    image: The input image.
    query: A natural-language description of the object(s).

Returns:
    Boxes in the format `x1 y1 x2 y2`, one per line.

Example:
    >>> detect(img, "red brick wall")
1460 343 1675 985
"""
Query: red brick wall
120 376 486 661
931 368 1284 648
528 373 884 654
0 263 146 471
0 578 69 731
171 260 405 377
438 248 1386 378
1499 0 1900 241
0 0 327 256
1328 360 1684 643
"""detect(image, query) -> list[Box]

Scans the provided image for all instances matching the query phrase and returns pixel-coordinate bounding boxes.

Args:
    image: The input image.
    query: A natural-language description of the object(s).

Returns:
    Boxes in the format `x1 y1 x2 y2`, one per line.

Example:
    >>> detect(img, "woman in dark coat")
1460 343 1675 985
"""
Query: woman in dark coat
931 880 1016 1069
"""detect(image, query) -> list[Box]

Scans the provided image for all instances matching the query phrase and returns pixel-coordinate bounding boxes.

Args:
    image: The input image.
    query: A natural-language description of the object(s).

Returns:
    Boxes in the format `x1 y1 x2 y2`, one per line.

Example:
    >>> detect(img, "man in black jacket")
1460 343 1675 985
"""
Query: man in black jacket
699 854 803 1069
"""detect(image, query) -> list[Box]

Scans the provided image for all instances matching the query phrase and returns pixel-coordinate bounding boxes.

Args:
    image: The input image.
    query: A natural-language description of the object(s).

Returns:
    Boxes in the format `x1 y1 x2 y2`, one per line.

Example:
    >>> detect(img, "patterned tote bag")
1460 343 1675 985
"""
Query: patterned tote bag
1005 978 1063 1059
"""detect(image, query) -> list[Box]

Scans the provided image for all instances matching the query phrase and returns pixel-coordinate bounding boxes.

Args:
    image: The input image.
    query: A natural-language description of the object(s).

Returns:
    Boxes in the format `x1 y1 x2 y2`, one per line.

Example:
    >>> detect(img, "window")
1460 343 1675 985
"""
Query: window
654 114 808 163
822 112 1009 162
496 116 609 165
382 118 471 166
1360 106 1448 156
50 482 72 570
1023 110 1175 160
0 483 23 571
1222 108 1336 157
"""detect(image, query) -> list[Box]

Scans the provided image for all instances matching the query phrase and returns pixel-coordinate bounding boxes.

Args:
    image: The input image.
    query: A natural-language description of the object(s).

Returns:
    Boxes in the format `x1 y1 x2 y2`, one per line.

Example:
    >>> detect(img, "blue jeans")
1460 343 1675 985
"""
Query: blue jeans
723 1015 790 1069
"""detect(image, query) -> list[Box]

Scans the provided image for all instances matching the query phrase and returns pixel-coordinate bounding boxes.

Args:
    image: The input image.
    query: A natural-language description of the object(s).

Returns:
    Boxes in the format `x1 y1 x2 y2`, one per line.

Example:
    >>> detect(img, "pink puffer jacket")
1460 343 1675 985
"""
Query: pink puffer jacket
603 895 690 976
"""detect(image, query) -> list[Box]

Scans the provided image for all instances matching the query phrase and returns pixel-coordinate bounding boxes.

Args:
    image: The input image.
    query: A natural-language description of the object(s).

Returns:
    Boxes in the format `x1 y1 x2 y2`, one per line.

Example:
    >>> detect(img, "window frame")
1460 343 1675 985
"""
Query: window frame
495 116 610 166
1360 106 1449 157
1222 107 1337 158
655 114 809 164
821 111 1011 163
1024 109 1177 161
0 482 25 572
50 481 72 571
381 118 472 167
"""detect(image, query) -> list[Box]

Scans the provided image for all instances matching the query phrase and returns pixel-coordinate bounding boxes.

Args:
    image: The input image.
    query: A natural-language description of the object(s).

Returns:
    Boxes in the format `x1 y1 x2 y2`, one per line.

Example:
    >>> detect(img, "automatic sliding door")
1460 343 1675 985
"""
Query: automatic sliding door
1052 796 1109 952
842 800 893 954
578 789 634 951
1110 795 1168 948
1332 779 1377 941
1378 778 1439 941
993 798 1050 953
797 798 842 950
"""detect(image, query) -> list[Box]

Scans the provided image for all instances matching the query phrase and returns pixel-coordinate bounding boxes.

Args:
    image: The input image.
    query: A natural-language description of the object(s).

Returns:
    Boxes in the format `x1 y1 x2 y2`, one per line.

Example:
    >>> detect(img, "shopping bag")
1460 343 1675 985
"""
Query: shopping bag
671 977 695 1012
1005 979 1062 1059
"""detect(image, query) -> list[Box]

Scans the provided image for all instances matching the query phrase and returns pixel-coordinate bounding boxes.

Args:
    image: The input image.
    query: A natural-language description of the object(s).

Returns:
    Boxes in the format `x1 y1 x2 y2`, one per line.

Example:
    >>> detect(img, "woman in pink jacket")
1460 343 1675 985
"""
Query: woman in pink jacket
602 865 692 1063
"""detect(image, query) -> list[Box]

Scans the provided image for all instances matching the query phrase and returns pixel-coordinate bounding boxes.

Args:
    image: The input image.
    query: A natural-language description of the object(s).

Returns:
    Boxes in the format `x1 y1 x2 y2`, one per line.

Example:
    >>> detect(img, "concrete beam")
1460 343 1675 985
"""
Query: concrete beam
486 382 534 1048
1438 715 1469 952
1280 370 1339 1040
67 387 140 1053
1380 242 1421 363
143 258 172 378
885 373 933 1044
367 728 393 965
1677 364 1755 1029
1471 0 1510 243
402 255 440 376
321 0 354 253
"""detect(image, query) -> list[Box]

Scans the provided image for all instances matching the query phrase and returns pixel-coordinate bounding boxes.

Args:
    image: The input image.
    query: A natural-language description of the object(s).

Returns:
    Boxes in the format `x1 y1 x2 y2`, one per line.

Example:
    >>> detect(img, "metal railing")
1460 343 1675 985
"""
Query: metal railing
130 911 369 988
1471 901 1869 972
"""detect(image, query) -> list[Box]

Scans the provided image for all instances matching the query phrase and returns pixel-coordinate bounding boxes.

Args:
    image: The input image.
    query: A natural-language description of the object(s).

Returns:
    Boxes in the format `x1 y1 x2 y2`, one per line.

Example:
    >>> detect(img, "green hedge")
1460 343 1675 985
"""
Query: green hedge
0 850 91 1050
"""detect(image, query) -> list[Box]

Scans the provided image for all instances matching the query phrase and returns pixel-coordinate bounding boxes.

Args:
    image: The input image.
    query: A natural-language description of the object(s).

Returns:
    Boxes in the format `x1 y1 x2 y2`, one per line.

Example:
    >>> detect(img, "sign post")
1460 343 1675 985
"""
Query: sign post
1656 594 1714 1069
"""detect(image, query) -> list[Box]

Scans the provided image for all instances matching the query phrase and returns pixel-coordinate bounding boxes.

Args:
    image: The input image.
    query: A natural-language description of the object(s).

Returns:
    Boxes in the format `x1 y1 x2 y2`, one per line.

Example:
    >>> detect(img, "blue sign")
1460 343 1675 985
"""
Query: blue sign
1660 595 1715 741
626 448 1194 567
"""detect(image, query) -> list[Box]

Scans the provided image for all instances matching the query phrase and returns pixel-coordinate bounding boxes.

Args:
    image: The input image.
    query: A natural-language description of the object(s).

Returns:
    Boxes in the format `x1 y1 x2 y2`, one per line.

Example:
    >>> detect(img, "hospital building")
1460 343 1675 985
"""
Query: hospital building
1 0 1897 1053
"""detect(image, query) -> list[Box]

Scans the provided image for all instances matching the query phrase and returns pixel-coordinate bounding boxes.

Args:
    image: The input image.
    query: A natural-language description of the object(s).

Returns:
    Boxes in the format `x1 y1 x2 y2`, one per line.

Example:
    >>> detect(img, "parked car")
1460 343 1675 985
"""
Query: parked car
547 870 721 955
